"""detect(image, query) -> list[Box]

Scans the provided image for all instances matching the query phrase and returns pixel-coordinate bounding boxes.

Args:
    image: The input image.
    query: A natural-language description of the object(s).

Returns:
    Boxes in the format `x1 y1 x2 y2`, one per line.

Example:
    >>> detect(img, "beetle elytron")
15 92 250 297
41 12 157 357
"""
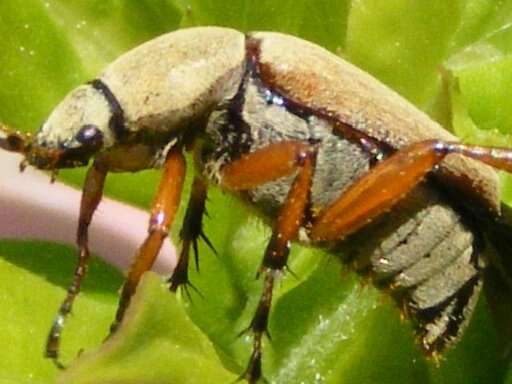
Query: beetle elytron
1 27 512 383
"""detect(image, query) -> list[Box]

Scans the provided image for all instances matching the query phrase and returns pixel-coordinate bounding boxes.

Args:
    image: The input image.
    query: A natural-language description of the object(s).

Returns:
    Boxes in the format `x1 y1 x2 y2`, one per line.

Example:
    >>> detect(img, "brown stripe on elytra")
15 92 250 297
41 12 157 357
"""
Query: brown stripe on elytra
245 37 393 164
89 79 126 141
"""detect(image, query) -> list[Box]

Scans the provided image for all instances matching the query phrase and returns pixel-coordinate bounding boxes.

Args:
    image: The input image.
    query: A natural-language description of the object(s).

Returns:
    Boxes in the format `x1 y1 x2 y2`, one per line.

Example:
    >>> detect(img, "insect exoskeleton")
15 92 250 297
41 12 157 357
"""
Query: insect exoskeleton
1 26 512 383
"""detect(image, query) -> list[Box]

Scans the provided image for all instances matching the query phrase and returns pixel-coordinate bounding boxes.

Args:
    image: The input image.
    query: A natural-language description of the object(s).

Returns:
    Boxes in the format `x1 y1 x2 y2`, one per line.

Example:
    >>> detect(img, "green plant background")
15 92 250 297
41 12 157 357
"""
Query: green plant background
1 1 512 383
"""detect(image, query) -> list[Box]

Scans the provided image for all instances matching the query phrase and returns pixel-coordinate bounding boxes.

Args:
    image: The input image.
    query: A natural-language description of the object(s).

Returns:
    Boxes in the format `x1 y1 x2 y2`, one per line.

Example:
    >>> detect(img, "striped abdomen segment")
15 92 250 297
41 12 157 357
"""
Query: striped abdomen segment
347 185 484 353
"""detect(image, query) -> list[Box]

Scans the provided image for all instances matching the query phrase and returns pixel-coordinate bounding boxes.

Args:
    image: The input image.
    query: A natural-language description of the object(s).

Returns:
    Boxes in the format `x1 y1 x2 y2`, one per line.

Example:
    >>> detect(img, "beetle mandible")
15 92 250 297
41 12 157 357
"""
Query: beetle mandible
1 26 512 383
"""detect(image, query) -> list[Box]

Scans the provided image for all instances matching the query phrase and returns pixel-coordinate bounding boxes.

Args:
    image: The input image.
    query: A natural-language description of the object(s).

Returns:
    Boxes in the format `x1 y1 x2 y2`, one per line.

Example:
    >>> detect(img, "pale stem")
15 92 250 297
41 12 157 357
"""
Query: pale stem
0 151 176 274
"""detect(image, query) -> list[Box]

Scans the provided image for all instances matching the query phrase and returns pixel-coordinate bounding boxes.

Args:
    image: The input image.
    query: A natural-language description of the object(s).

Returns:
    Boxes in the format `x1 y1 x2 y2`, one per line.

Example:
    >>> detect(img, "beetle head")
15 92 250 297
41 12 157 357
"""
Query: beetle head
30 84 116 169
0 85 116 170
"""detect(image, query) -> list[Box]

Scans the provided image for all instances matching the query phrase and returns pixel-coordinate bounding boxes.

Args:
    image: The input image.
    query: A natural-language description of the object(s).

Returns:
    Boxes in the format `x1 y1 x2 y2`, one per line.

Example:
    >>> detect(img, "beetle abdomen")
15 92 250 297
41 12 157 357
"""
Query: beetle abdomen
346 185 484 353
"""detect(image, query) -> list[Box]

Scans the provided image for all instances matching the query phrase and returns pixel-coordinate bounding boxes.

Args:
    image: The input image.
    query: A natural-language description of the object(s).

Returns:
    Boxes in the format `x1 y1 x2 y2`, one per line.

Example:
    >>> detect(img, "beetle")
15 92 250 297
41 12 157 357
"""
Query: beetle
1 26 512 383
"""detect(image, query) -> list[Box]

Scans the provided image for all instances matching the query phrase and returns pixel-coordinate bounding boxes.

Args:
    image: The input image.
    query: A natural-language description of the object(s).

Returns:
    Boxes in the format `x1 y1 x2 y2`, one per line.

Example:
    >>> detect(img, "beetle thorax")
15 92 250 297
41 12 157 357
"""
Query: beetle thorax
199 63 372 220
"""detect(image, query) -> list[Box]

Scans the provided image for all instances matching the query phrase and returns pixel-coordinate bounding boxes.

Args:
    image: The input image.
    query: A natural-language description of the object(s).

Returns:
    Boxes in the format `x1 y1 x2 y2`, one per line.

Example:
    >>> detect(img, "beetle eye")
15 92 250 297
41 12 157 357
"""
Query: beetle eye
76 124 103 148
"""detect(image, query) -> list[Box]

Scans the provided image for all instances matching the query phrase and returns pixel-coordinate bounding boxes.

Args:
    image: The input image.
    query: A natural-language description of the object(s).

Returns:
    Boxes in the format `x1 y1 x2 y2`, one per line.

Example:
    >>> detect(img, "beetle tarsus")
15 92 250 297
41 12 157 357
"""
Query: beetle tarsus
239 344 263 384
46 316 64 364
168 243 204 300
168 242 191 292
46 322 67 370
50 355 66 371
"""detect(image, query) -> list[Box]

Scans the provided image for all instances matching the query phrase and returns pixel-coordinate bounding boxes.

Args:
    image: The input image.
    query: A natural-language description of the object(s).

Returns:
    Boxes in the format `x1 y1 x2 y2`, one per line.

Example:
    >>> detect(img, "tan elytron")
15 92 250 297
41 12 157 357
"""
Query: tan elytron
102 27 246 134
253 31 500 212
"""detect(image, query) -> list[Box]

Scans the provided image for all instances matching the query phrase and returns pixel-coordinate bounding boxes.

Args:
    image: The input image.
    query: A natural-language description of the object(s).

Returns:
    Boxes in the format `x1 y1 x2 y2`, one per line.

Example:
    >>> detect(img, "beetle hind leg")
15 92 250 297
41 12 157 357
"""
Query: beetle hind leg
310 139 512 243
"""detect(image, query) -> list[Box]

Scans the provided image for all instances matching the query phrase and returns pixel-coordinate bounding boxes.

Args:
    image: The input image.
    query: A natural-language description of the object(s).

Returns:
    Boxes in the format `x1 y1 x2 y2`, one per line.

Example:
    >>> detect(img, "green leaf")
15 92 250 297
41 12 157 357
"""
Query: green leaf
1 1 512 384
58 273 237 384
346 0 463 108
0 241 122 383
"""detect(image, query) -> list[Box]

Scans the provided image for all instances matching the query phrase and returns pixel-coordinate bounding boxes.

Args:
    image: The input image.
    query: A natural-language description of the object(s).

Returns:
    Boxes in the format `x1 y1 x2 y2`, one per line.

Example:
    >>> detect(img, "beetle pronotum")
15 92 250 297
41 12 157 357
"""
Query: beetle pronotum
1 26 512 382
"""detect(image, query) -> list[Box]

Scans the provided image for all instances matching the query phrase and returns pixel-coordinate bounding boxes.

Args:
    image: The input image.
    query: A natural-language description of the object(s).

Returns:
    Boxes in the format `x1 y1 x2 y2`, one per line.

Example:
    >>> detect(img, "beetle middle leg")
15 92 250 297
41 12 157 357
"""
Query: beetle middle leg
168 176 213 294
110 146 186 333
46 159 108 367
220 141 316 383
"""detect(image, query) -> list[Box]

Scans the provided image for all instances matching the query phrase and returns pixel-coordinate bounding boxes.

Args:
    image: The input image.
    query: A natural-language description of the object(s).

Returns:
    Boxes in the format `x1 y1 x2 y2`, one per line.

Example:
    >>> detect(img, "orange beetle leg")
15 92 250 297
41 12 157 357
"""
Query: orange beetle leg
46 160 108 367
225 143 316 384
310 139 512 242
110 146 186 333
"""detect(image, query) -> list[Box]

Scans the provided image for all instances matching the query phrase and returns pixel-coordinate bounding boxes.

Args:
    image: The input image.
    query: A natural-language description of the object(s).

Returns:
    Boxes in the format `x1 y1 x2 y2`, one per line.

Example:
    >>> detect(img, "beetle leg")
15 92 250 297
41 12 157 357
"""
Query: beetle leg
168 177 211 293
110 146 186 333
310 139 512 242
220 141 313 190
220 142 316 383
46 160 108 367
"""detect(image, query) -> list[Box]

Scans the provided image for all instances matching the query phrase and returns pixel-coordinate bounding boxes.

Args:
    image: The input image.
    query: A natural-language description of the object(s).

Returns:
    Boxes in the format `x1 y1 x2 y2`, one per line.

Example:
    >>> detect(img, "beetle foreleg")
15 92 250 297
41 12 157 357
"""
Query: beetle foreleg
311 139 512 242
168 177 210 293
110 146 185 333
46 160 108 366
221 142 316 383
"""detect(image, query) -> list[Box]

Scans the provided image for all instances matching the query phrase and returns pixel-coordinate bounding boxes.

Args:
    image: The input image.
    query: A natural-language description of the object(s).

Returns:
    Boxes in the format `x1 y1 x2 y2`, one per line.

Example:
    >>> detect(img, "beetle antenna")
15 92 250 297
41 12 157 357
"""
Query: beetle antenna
1 122 64 171
0 122 31 154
